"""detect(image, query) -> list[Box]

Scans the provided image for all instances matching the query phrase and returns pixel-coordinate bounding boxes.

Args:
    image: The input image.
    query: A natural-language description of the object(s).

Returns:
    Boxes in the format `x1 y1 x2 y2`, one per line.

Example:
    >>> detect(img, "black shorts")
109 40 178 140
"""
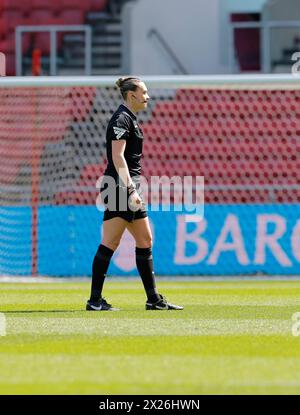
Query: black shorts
100 183 147 223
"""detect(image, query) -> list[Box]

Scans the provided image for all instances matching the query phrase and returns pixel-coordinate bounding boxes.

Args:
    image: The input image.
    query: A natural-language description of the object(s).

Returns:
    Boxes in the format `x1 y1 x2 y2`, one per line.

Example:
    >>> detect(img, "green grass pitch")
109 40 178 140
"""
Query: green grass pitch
0 279 299 394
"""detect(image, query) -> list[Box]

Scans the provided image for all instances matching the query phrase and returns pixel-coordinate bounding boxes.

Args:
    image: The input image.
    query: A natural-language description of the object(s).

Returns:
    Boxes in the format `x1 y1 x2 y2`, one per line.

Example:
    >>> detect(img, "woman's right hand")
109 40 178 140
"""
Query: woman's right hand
128 189 143 212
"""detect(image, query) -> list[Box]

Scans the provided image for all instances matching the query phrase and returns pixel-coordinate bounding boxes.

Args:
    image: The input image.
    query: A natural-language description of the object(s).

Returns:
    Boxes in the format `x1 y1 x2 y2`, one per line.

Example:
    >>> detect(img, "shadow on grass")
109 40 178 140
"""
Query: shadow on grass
1 309 87 314
1 308 167 314
0 309 133 314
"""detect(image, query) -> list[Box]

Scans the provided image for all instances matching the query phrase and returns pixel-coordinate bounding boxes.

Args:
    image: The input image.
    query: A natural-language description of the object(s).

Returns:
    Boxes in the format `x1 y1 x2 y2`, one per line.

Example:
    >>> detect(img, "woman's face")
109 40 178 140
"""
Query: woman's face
129 82 150 112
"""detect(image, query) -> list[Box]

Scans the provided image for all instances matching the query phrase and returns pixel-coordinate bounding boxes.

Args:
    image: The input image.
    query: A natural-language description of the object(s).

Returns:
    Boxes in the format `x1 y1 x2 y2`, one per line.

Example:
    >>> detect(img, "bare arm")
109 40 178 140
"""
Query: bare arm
111 140 133 187
112 140 142 207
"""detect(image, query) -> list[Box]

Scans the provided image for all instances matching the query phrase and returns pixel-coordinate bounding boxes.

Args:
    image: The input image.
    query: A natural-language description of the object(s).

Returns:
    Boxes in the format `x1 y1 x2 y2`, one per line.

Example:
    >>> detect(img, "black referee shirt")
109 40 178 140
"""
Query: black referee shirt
104 104 144 182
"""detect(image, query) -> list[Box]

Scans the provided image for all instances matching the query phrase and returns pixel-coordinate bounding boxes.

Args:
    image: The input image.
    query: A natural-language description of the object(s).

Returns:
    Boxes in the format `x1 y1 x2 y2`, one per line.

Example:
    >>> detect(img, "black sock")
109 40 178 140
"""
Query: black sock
90 244 114 301
135 247 160 302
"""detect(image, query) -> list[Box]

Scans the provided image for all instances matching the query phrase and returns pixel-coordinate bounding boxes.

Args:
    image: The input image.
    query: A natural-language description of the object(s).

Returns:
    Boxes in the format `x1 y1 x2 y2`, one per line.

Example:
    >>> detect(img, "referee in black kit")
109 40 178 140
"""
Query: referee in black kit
86 76 183 311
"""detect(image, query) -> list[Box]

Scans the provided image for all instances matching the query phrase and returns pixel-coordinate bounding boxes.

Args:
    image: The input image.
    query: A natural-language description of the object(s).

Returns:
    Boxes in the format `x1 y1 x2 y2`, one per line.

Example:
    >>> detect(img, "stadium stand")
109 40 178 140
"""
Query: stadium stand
1 81 299 205
0 86 96 203
0 0 110 75
51 87 300 205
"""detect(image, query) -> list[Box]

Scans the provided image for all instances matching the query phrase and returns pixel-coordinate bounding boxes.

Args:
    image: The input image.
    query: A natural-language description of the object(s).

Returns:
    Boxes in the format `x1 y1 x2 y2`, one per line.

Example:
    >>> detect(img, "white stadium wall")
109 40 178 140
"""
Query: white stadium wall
122 0 227 75
123 0 299 75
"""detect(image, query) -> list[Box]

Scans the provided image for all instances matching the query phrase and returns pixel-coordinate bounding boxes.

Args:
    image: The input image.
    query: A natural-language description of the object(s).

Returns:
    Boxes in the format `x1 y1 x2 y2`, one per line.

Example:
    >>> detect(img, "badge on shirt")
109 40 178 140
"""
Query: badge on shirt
113 127 126 139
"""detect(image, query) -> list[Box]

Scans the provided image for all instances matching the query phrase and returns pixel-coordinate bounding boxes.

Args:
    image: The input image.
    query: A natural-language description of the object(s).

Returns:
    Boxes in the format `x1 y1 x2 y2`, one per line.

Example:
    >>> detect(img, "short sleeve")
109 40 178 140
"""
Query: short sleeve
108 112 131 141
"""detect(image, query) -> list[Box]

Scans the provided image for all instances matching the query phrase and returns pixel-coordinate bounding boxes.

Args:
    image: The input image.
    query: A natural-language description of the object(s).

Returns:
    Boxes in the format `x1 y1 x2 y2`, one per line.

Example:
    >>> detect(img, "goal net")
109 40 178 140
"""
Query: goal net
1 74 300 276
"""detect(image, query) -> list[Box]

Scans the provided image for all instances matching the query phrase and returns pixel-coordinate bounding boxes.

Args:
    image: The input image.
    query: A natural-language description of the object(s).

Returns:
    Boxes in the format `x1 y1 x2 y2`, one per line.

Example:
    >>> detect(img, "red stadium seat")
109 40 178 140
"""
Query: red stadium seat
58 9 85 24
0 33 30 54
51 87 300 205
152 100 299 122
32 33 52 56
29 9 56 23
0 85 75 182
231 14 260 71
29 12 65 54
31 0 54 11
68 87 97 121
144 135 300 163
78 164 106 186
0 52 15 75
0 0 31 12
141 116 300 142
54 191 96 205
60 0 87 11
89 0 109 11
0 11 28 35
175 89 300 107
54 161 106 205
142 158 299 186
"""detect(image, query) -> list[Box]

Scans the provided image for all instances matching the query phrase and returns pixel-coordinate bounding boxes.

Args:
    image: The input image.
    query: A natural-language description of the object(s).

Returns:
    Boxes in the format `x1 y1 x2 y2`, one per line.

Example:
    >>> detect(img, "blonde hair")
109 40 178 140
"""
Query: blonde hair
115 76 141 99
